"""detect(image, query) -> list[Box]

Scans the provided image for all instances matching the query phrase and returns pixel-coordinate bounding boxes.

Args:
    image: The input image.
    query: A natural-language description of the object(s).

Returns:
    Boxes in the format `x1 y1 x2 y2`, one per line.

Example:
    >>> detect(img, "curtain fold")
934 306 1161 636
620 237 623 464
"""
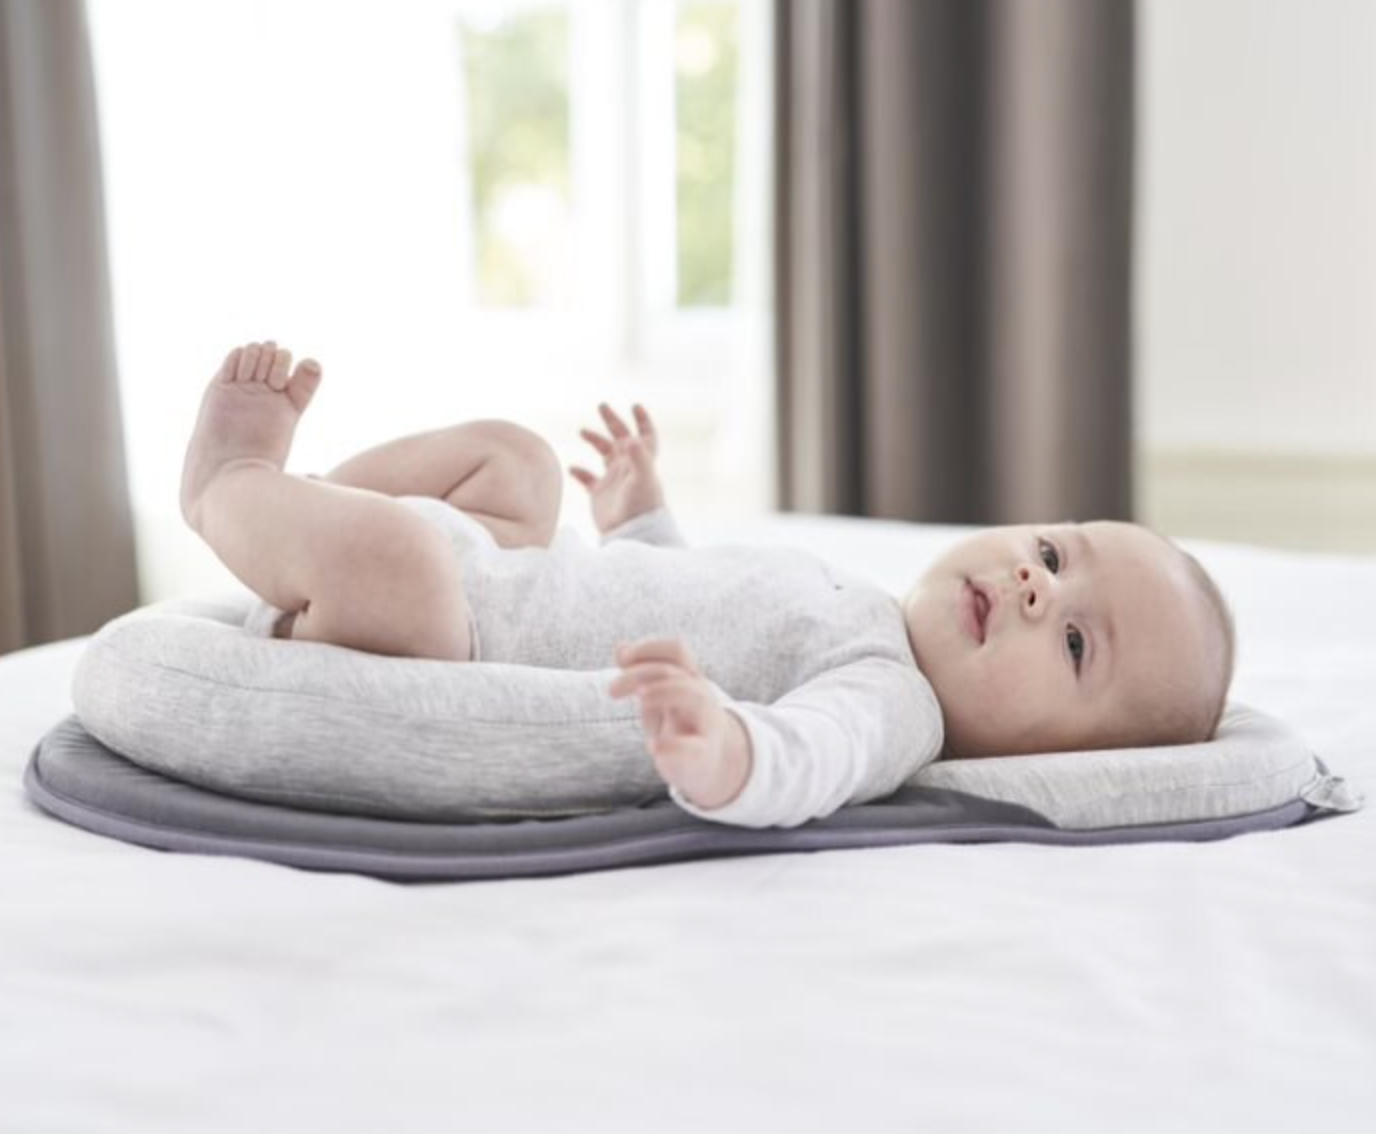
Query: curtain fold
775 0 1135 524
0 0 138 654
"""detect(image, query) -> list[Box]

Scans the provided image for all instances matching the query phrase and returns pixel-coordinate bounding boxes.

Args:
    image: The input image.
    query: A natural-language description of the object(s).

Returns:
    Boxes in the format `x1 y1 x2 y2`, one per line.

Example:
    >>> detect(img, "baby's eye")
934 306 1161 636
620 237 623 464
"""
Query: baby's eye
1067 626 1085 672
1038 538 1061 574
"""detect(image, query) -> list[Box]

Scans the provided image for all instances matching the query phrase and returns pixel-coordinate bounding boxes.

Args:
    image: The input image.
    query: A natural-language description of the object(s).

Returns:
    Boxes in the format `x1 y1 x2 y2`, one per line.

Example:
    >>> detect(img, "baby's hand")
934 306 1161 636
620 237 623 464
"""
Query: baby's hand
569 403 667 536
608 638 752 811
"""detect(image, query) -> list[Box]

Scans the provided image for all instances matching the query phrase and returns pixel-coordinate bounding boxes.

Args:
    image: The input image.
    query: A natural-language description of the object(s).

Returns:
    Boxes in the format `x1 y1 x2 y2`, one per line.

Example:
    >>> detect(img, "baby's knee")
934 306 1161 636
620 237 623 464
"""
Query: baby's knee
471 420 564 545
490 421 562 493
514 432 563 543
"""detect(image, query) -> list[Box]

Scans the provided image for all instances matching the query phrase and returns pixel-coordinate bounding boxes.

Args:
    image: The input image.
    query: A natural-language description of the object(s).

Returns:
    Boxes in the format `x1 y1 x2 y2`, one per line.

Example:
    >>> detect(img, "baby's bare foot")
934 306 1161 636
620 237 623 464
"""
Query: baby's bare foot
179 341 323 533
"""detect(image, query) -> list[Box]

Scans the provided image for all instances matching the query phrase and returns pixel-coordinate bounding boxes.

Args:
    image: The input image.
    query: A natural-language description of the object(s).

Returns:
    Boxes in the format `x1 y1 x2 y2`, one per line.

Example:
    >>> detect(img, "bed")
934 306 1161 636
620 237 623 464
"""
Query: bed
2 512 1373 1133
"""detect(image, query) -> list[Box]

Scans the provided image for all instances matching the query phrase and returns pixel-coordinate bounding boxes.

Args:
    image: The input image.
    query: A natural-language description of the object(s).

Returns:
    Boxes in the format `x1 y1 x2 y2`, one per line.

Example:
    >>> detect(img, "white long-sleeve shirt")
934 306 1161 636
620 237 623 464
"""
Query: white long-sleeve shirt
460 507 945 828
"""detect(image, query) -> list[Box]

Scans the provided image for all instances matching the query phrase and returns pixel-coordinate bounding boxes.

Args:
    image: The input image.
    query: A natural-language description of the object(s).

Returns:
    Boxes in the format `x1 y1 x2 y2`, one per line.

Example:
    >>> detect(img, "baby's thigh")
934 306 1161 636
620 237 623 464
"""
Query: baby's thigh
292 502 477 662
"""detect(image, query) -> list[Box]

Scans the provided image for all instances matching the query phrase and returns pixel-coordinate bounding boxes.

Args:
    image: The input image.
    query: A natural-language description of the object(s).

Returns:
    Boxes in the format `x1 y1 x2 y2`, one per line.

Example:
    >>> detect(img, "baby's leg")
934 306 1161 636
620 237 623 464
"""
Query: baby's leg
180 343 472 661
321 420 563 549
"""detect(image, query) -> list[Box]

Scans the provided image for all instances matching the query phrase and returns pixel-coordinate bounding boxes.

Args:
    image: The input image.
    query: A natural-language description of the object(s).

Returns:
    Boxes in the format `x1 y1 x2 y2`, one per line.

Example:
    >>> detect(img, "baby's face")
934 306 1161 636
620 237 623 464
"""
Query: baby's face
901 521 1215 759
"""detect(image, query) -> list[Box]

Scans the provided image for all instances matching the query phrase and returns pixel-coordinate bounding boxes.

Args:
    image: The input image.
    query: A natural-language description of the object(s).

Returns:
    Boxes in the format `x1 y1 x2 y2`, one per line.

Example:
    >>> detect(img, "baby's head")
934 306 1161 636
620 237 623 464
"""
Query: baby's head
901 521 1235 760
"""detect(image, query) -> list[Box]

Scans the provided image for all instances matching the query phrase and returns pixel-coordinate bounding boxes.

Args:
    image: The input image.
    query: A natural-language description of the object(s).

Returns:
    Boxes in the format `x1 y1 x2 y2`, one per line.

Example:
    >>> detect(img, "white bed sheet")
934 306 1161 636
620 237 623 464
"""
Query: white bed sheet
2 514 1373 1134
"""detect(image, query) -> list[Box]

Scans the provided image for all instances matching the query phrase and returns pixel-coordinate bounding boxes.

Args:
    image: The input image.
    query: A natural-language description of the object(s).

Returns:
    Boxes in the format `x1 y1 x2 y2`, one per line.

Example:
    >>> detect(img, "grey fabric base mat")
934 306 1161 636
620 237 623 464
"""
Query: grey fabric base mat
24 717 1322 881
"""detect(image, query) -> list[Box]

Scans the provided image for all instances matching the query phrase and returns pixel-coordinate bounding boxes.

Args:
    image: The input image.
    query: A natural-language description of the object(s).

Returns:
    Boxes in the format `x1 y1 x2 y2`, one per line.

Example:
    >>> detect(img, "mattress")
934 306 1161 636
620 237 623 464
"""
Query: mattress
2 513 1374 1134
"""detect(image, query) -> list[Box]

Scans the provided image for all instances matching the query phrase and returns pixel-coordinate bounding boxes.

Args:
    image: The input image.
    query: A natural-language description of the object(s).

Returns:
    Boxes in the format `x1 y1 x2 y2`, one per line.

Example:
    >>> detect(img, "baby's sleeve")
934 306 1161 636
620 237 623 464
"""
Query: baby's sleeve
600 507 688 548
670 656 945 828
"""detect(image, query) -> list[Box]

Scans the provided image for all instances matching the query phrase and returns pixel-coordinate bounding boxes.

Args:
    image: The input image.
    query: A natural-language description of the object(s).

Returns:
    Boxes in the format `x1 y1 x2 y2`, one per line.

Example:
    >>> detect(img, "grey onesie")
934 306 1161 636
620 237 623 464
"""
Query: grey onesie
246 497 945 827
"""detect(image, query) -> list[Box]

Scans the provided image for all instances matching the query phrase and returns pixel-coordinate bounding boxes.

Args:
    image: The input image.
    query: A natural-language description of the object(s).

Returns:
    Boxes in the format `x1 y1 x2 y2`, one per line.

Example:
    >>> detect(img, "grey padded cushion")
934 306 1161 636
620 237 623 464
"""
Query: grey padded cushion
70 595 1337 831
24 717 1330 881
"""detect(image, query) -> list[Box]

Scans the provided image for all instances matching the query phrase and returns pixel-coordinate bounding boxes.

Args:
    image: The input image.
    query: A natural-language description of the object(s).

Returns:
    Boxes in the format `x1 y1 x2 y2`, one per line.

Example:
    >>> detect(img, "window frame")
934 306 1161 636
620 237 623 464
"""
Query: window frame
449 0 767 395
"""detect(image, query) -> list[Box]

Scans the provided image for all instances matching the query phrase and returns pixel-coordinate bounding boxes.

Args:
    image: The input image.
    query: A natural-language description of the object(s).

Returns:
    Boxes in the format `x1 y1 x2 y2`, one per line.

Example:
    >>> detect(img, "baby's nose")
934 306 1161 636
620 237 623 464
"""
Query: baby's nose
1015 564 1050 617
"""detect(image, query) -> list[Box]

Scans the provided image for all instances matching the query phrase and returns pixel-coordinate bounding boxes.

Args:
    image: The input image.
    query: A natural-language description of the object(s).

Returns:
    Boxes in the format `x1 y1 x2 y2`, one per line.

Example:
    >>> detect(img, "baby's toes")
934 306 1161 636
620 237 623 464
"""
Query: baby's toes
267 347 292 391
252 341 277 384
236 342 261 382
215 347 242 384
283 358 323 415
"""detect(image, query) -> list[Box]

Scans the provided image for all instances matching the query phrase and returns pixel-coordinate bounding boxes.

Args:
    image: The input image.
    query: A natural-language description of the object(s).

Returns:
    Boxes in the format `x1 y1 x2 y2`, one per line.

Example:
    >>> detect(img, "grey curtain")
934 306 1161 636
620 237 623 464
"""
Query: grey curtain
0 0 138 654
774 0 1135 524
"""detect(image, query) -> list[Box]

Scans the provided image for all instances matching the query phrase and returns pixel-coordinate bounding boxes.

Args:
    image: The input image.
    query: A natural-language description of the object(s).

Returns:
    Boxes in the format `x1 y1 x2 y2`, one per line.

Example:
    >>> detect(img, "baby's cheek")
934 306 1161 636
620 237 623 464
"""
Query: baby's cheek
960 651 1042 724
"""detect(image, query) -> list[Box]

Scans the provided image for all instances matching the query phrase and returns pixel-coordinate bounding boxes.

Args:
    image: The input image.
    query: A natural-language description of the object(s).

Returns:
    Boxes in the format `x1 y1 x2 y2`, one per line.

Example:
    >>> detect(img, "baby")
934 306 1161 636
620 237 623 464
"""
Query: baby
180 341 1236 828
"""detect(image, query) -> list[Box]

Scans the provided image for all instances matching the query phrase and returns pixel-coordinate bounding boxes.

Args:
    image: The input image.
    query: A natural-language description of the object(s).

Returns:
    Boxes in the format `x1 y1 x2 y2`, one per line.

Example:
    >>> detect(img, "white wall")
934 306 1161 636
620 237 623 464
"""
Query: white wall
1136 0 1376 549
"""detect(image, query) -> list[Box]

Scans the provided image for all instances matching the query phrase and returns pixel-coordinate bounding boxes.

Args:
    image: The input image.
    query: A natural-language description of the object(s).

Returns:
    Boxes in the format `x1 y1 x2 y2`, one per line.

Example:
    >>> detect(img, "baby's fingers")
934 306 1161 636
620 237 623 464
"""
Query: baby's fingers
597 402 632 440
568 465 599 492
615 638 701 673
635 676 712 711
634 678 717 735
631 403 659 456
609 660 691 698
578 427 613 463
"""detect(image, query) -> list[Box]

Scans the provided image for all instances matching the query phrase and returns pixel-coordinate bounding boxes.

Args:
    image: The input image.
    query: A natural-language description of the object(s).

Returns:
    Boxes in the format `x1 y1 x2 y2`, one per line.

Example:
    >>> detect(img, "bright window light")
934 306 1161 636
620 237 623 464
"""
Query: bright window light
460 6 573 307
88 0 774 602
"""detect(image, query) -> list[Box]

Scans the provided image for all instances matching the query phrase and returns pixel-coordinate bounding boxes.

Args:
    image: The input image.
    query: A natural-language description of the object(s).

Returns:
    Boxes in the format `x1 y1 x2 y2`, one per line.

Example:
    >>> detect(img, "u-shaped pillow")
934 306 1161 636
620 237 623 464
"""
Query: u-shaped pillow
21 595 1363 880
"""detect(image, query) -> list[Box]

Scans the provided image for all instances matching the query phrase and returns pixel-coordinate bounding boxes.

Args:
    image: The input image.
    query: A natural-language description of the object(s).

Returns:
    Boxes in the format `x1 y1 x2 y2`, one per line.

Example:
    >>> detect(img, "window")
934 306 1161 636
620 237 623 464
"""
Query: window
449 1 774 392
675 1 740 308
88 0 774 600
459 5 573 308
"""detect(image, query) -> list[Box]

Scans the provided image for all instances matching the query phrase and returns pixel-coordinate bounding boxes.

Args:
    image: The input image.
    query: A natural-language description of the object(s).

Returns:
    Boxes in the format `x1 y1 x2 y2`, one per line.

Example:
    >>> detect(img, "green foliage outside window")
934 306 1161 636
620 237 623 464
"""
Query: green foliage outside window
460 8 570 306
459 2 740 310
676 1 739 308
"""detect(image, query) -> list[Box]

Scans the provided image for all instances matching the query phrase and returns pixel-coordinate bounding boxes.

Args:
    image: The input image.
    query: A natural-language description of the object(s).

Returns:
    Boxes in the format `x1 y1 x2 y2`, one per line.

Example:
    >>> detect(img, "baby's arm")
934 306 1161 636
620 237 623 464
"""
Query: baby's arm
616 645 944 828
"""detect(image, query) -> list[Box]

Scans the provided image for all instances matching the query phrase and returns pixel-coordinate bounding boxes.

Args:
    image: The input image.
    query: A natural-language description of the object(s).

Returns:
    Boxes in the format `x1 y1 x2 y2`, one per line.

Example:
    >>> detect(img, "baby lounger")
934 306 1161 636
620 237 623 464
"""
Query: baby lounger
25 596 1364 881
